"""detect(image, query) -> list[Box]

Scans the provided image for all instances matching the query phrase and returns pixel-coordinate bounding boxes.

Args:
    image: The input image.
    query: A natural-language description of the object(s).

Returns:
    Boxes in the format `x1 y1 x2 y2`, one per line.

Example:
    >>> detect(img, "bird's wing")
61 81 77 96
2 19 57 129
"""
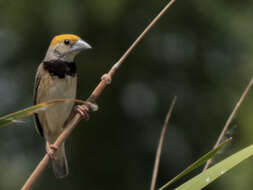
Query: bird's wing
33 64 45 137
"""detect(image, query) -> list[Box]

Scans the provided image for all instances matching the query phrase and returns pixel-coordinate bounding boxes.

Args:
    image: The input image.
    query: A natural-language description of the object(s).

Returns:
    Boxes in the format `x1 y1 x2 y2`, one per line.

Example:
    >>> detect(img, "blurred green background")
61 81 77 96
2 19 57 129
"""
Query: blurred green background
0 0 253 189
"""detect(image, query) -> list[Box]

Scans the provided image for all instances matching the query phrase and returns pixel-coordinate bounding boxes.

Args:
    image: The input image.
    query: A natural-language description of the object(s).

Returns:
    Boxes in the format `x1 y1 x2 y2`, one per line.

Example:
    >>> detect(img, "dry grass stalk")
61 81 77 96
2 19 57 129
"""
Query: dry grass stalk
203 78 253 171
150 97 177 190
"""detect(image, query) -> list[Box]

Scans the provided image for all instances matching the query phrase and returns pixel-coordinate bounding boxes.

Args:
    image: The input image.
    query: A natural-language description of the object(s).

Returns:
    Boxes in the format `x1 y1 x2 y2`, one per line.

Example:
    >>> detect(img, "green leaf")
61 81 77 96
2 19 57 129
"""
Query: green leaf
159 138 232 190
0 98 86 128
175 143 253 190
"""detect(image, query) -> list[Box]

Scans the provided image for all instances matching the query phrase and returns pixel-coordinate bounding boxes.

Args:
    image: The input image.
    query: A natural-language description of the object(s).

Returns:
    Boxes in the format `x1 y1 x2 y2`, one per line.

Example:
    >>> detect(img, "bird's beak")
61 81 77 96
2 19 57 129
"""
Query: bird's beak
72 39 92 51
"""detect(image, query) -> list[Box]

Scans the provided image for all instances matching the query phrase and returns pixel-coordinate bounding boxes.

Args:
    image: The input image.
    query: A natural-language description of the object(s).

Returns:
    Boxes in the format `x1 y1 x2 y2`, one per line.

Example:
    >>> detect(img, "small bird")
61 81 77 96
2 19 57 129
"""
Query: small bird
33 34 93 178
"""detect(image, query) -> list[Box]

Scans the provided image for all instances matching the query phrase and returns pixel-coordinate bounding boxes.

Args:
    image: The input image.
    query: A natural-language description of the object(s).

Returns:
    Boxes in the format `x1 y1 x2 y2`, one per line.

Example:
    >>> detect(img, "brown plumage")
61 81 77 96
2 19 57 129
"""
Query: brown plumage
33 34 91 178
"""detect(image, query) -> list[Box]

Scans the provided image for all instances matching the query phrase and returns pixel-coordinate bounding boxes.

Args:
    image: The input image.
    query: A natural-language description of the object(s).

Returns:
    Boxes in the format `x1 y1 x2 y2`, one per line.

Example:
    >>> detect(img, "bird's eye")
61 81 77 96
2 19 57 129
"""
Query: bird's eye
64 40 70 45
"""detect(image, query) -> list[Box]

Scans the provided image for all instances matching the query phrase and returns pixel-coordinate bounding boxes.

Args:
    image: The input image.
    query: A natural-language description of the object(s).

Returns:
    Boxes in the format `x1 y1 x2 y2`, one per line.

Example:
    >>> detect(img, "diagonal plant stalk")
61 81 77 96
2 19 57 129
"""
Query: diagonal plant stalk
150 96 177 190
202 77 253 171
21 0 176 189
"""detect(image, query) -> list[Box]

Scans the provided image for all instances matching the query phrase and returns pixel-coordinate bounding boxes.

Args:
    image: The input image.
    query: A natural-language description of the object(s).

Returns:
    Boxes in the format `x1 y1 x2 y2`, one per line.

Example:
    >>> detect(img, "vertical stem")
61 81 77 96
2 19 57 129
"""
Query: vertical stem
150 97 177 190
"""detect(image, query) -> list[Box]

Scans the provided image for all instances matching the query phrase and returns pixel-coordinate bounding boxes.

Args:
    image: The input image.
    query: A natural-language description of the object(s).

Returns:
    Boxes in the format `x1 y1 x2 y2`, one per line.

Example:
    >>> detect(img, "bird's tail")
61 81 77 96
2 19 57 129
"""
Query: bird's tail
51 143 69 179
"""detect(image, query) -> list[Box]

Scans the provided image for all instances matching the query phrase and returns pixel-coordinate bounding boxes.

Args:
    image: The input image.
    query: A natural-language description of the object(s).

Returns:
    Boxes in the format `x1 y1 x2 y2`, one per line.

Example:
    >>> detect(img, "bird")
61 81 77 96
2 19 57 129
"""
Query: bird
33 34 94 179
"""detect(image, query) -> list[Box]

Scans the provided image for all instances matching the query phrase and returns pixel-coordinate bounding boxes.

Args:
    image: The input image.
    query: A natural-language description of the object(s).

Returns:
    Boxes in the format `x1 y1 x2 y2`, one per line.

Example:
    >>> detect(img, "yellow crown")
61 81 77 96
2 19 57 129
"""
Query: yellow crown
50 34 80 47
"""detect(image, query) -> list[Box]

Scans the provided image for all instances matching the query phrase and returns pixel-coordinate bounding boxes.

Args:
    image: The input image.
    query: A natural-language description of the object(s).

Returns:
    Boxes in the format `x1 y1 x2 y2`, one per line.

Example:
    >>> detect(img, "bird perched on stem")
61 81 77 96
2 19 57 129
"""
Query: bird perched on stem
33 34 96 179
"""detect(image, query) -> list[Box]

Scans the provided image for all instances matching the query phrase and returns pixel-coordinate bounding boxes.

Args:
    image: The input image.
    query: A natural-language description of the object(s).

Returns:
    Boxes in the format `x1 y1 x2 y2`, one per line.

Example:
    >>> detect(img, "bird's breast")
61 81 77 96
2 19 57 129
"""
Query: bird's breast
47 76 76 99
42 75 77 135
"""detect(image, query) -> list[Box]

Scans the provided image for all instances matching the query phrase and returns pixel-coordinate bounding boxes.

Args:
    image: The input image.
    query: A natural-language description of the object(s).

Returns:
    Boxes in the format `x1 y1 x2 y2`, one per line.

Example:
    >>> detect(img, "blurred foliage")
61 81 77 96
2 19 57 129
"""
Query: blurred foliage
0 0 253 189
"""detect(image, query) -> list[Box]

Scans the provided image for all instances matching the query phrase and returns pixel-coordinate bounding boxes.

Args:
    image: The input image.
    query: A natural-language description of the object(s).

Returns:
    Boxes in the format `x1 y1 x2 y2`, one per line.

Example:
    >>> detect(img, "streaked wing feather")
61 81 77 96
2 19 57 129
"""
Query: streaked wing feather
33 64 44 137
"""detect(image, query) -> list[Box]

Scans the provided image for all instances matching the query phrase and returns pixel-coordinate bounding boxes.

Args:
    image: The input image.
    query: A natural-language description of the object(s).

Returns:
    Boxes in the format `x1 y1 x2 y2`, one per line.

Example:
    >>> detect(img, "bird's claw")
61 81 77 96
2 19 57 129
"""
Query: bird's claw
75 105 90 120
75 102 98 120
46 143 58 160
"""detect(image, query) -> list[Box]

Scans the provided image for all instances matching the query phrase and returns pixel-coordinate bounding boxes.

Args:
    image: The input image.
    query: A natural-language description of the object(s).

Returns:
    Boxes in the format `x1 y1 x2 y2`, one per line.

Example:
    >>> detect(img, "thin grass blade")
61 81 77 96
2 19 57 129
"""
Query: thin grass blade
159 138 232 190
175 142 253 190
0 98 86 128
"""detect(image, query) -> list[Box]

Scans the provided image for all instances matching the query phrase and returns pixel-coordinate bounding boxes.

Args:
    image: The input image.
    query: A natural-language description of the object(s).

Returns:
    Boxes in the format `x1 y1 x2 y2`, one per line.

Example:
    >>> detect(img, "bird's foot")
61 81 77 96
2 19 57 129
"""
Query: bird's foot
75 102 98 120
46 142 58 160
75 105 89 120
